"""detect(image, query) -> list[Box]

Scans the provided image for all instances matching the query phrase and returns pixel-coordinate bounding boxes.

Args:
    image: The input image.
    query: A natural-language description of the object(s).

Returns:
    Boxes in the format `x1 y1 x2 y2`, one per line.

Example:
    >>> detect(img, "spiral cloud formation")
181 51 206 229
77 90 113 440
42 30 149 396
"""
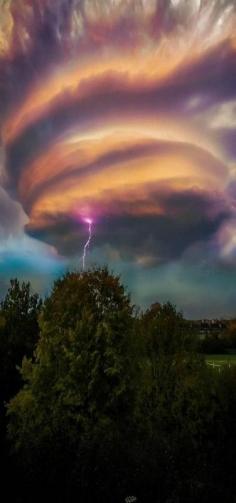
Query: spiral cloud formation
0 0 236 316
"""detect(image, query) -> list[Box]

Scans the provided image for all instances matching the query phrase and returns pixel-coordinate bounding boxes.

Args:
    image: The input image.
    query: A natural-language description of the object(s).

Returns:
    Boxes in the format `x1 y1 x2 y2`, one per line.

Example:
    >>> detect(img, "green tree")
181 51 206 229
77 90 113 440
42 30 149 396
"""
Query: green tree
142 301 192 355
223 319 236 349
7 268 139 503
0 278 41 401
0 279 41 502
137 302 218 502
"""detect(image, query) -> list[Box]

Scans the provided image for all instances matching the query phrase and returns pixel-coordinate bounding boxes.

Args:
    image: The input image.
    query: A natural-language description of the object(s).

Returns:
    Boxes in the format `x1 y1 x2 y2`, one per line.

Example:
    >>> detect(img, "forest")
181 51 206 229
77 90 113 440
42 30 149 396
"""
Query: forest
1 267 236 503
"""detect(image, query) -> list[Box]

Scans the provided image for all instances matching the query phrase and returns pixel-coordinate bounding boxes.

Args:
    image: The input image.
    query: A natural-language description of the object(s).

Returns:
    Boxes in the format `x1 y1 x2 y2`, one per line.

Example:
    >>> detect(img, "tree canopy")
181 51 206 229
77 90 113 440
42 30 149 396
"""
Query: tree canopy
7 268 139 502
0 268 235 503
0 278 41 402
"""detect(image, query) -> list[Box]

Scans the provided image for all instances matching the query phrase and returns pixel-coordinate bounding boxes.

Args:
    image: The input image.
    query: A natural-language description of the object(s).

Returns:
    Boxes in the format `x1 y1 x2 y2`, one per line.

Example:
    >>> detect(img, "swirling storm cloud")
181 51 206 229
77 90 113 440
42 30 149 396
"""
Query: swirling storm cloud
0 0 236 317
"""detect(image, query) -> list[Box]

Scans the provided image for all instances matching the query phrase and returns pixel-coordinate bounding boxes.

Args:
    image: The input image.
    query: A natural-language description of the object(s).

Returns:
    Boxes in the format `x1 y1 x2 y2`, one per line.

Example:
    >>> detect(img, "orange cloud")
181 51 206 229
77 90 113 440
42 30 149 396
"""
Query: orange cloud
25 138 226 231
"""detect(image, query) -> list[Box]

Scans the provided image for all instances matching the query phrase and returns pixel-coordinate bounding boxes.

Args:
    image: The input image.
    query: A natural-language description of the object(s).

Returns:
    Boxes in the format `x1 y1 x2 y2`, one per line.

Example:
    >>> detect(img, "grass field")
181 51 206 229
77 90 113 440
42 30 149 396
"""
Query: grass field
206 354 236 369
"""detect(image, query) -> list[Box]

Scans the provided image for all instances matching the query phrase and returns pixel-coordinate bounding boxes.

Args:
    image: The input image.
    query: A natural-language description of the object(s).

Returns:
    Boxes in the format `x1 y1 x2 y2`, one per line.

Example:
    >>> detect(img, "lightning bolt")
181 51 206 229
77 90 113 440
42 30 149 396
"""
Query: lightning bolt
82 218 93 270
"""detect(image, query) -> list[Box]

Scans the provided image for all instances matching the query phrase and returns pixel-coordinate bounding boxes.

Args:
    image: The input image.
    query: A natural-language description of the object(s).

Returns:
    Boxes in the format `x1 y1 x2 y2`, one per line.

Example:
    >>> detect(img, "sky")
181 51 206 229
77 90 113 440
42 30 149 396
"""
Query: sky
0 0 236 318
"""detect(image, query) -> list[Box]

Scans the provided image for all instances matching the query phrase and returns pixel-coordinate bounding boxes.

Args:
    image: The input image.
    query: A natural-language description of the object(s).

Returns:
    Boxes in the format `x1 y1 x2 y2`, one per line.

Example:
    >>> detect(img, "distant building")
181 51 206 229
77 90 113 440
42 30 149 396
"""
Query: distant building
188 319 227 339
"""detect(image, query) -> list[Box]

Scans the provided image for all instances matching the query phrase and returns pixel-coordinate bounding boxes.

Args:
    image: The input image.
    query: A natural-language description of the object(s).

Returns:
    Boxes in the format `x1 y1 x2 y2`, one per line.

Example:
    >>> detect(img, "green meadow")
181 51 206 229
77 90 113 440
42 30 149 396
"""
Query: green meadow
206 354 236 368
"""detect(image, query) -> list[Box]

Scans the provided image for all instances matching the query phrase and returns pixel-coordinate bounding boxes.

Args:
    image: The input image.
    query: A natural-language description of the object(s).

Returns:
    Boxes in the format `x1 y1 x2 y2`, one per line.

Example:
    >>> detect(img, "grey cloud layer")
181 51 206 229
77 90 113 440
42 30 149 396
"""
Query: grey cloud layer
0 187 27 238
27 188 230 262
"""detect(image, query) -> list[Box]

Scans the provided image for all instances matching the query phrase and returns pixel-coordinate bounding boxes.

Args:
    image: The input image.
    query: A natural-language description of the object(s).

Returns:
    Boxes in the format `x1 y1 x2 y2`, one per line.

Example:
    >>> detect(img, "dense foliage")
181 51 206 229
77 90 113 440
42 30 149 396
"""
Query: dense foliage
0 279 41 500
0 269 236 502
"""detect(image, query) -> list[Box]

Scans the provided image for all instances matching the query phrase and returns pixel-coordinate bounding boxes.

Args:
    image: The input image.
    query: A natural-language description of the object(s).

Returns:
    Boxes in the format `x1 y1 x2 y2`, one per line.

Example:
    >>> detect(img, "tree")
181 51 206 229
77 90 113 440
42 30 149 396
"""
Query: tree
7 268 139 503
8 276 236 503
223 319 236 349
137 302 217 502
0 279 41 401
141 301 193 357
0 279 41 502
200 332 226 354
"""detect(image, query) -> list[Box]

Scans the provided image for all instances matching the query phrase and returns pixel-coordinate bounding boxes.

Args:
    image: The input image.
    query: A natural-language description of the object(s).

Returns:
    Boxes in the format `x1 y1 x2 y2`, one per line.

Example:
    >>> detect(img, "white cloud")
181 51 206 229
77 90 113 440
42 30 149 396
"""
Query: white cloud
209 100 236 130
